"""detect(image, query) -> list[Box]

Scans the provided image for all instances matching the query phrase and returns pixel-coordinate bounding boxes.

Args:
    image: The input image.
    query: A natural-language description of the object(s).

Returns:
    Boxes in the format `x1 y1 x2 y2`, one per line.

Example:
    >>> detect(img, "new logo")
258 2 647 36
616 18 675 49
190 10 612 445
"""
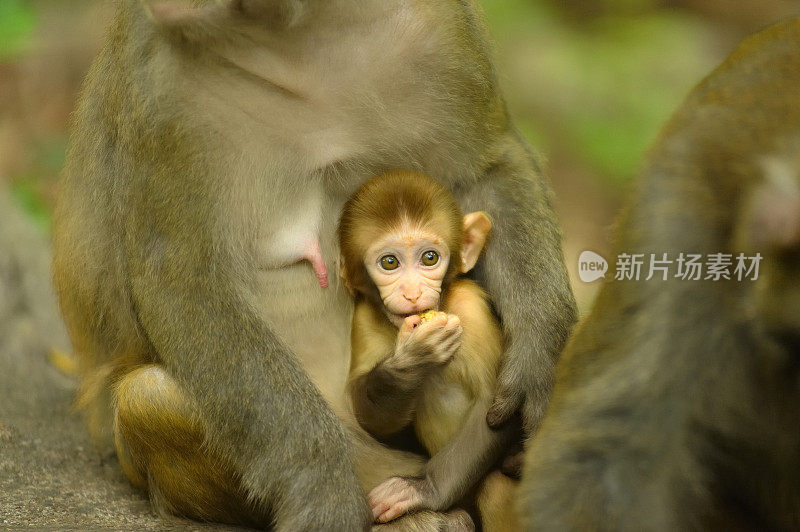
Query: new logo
578 250 608 282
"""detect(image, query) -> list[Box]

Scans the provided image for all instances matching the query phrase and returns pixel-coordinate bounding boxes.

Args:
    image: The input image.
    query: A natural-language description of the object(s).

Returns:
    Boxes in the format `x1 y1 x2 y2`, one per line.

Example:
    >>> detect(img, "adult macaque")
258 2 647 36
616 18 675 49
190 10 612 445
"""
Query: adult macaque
340 171 518 530
53 0 576 529
520 19 800 530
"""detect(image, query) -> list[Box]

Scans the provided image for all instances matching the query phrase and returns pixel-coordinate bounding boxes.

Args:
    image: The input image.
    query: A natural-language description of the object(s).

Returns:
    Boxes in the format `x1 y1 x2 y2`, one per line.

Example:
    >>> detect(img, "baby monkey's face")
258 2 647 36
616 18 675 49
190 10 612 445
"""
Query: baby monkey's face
364 222 450 326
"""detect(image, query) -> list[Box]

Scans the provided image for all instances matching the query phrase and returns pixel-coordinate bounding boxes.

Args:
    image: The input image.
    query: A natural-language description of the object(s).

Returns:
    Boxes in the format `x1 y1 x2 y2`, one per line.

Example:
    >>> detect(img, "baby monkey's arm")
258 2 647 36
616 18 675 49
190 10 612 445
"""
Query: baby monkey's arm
369 280 516 523
348 302 462 439
369 398 519 523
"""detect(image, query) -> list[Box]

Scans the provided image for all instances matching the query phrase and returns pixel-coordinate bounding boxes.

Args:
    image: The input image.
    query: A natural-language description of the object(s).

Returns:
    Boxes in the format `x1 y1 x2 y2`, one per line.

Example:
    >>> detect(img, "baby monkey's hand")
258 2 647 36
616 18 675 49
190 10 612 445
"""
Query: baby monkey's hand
368 476 435 523
392 312 462 373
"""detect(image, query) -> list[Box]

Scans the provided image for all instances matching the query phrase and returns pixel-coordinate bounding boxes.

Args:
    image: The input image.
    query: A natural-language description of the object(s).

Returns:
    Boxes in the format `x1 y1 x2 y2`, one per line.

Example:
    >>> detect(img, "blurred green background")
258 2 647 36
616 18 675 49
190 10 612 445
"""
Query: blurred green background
1 0 798 310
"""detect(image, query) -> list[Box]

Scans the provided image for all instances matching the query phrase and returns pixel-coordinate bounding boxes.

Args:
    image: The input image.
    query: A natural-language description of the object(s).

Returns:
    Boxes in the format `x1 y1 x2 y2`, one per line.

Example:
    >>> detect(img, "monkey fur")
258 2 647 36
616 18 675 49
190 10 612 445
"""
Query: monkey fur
53 1 576 529
520 19 800 530
341 171 519 529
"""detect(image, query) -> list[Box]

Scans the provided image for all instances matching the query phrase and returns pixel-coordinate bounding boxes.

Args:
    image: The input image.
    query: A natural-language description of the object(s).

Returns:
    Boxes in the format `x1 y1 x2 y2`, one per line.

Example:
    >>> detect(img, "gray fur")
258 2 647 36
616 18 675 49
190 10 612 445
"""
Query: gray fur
54 0 575 528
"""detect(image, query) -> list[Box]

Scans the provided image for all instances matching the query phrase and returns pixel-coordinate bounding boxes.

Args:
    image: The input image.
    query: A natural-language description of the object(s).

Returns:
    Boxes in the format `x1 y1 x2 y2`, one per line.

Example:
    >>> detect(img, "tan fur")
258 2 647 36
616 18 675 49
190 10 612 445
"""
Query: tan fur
350 300 401 385
342 171 519 528
114 364 425 525
48 348 78 377
339 170 465 299
416 280 502 454
373 509 475 531
348 279 502 453
476 471 519 532
349 280 518 529
113 366 267 526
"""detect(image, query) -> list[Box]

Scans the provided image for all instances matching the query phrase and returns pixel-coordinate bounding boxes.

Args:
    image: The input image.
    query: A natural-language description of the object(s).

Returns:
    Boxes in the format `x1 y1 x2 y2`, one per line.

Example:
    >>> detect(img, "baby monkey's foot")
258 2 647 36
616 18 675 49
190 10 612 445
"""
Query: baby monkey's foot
443 508 475 531
368 476 435 523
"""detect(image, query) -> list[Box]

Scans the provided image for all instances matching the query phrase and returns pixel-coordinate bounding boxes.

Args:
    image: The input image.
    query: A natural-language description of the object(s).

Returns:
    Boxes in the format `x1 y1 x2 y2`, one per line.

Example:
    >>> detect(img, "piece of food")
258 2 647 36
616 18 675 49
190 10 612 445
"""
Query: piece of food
418 310 439 322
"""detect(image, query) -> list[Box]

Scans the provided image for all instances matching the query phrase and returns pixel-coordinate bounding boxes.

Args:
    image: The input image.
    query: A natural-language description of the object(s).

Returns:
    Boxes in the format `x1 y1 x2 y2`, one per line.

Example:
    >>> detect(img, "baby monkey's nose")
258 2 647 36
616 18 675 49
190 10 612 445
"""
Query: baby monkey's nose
403 289 421 303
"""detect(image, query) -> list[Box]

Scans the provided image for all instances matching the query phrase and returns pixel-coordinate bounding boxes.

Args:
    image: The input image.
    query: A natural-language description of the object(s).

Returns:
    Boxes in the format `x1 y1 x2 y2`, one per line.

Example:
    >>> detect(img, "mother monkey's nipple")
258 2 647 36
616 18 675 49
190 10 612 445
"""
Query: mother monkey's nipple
302 239 329 288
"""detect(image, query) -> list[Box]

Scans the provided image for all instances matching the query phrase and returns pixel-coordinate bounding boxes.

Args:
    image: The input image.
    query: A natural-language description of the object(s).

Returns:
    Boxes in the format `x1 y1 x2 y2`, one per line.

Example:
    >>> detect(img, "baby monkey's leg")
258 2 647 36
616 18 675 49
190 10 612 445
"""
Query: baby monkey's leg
476 471 519 532
369 397 519 523
372 509 475 531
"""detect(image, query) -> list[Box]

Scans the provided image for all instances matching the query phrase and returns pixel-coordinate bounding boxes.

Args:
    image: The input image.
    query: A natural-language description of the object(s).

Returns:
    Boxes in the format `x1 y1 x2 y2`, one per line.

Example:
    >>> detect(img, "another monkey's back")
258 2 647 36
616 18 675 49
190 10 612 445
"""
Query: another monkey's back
522 19 800 530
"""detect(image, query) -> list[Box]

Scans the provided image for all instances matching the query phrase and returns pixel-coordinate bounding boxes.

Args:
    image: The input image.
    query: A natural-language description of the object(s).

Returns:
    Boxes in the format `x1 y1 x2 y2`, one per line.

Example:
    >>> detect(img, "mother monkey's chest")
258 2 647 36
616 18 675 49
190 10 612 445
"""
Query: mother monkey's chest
232 4 491 407
197 1 492 204
250 180 353 413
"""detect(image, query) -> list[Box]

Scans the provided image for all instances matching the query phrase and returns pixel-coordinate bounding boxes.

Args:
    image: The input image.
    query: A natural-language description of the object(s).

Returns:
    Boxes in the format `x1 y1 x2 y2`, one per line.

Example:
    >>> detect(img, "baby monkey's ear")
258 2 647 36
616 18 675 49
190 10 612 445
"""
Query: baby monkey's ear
461 212 492 273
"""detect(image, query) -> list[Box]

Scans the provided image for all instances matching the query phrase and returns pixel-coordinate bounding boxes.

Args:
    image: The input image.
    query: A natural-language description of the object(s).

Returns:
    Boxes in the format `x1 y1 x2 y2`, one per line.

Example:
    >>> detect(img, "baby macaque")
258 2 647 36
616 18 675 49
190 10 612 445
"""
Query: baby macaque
338 170 518 530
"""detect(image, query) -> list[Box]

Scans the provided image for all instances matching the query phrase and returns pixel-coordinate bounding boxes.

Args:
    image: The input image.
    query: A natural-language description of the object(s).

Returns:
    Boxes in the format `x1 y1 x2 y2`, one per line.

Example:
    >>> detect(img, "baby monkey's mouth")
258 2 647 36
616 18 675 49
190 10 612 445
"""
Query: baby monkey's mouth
395 310 441 329
386 309 438 328
396 309 432 319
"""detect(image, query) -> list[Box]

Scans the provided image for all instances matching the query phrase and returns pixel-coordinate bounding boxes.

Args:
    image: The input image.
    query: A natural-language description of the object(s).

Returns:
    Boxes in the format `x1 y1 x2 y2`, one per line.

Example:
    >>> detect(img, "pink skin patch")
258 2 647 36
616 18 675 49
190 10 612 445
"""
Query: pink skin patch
302 239 329 288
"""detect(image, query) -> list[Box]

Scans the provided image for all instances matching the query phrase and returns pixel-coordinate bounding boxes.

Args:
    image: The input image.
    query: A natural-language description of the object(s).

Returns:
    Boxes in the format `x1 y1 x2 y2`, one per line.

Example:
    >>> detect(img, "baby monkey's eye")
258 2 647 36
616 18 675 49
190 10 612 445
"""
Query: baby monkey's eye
421 250 439 266
380 255 400 271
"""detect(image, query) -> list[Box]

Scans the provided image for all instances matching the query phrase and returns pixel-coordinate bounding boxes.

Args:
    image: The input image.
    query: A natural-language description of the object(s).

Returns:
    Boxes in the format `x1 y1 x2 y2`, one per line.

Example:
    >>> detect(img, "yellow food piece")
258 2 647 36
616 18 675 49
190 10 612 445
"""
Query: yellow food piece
418 310 439 322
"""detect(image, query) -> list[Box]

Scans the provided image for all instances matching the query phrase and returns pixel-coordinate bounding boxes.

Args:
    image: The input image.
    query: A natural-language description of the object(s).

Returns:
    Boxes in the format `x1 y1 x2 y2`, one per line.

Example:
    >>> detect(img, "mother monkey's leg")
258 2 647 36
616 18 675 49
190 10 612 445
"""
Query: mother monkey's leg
114 365 270 526
114 364 469 529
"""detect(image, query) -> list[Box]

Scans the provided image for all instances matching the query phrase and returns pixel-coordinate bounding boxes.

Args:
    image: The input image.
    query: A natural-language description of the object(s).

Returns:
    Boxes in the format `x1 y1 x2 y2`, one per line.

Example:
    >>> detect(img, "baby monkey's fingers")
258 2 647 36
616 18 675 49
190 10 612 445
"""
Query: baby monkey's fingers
399 315 422 340
410 313 450 341
434 318 462 345
443 334 461 354
443 314 461 330
368 477 425 523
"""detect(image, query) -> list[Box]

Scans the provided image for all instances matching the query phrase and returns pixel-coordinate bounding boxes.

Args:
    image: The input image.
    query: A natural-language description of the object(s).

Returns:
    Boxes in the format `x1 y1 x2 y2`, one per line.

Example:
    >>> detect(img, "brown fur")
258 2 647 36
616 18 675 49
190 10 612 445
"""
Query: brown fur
342 172 518 530
114 366 270 526
521 19 800 530
476 472 519 532
339 170 464 299
350 283 519 531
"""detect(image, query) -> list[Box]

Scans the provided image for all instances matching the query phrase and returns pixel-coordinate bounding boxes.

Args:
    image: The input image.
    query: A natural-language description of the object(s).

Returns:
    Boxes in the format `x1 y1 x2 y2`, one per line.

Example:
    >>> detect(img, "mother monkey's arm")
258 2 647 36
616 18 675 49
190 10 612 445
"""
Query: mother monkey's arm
59 2 371 530
455 131 578 437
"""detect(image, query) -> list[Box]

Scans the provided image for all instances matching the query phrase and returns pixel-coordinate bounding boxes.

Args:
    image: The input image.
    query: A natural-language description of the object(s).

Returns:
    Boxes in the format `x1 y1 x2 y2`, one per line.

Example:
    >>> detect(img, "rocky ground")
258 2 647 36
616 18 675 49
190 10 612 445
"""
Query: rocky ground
0 189 233 530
